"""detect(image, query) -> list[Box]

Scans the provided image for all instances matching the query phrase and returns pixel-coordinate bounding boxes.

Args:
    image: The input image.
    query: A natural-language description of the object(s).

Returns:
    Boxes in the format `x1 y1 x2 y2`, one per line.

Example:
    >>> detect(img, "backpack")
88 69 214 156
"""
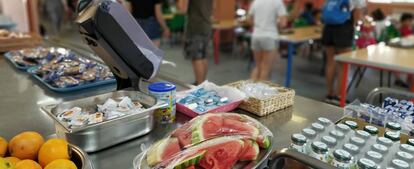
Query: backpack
322 0 351 25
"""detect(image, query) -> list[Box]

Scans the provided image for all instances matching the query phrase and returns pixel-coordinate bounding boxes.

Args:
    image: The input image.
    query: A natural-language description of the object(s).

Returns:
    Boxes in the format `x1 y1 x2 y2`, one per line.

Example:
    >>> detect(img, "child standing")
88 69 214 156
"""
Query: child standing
248 0 288 81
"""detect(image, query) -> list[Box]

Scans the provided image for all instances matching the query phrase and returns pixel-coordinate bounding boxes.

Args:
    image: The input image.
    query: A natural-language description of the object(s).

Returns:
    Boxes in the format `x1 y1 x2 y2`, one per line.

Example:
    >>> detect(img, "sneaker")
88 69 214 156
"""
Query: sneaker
395 80 409 88
325 95 335 103
326 95 349 106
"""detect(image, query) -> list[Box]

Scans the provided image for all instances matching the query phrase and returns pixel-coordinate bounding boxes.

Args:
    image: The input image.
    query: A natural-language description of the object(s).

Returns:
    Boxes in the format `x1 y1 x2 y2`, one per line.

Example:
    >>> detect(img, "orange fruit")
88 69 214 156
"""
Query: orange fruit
0 137 7 157
0 158 14 169
15 160 42 169
38 139 69 167
8 131 45 160
44 159 77 169
4 157 20 166
14 160 42 169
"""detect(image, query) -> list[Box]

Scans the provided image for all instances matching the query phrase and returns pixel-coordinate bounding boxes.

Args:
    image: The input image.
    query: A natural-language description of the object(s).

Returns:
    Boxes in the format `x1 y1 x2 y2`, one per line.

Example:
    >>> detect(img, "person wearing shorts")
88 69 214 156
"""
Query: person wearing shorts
127 0 170 47
177 0 214 85
322 0 366 104
248 0 287 80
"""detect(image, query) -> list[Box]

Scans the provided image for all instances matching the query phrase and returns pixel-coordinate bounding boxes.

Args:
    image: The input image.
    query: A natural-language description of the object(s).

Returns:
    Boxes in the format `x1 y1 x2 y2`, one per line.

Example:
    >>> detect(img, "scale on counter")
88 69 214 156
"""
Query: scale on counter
75 0 163 91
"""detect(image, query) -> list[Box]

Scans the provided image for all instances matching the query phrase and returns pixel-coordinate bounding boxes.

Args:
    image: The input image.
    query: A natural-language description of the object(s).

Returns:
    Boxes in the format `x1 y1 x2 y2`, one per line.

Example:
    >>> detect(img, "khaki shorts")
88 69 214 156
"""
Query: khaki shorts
251 37 279 51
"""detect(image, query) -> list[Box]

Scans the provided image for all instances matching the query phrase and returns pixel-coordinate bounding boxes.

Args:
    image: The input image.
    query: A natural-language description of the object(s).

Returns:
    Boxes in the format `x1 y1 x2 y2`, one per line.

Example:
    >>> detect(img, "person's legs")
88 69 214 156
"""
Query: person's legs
325 46 336 97
184 35 209 85
251 50 263 80
335 47 352 96
192 59 208 84
259 49 276 80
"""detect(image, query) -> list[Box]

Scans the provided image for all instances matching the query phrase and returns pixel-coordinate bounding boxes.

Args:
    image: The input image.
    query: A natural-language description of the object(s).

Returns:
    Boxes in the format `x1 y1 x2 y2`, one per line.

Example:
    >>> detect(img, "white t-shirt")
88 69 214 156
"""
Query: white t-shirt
349 0 367 10
249 0 287 39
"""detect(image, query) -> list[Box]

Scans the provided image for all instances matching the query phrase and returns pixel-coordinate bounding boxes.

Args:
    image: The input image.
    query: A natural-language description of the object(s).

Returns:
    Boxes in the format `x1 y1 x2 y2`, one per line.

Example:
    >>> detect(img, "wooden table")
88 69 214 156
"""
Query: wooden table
279 26 322 87
212 20 237 64
336 44 414 107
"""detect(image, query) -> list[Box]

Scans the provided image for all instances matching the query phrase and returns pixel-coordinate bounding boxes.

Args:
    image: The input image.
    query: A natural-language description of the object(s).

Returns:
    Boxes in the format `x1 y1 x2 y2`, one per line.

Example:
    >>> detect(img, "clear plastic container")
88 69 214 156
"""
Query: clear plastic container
355 130 371 140
406 138 414 146
377 137 394 148
389 159 410 169
384 131 401 142
399 144 414 154
363 125 379 136
336 123 352 134
343 143 360 156
331 149 353 169
302 128 317 140
344 120 358 130
385 122 402 136
371 144 389 154
365 151 383 163
395 151 413 164
311 123 325 132
290 133 307 154
321 136 337 149
309 141 329 162
357 158 378 169
318 117 333 127
350 137 366 148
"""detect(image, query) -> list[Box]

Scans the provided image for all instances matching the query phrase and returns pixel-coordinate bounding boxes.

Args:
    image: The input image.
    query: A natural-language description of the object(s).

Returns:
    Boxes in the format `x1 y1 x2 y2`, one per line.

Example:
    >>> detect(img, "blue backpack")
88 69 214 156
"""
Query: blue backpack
322 0 351 25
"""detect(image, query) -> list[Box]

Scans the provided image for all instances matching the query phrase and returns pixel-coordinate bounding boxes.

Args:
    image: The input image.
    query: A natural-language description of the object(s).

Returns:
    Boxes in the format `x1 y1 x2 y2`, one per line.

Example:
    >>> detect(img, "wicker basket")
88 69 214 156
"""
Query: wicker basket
0 33 43 52
227 80 295 116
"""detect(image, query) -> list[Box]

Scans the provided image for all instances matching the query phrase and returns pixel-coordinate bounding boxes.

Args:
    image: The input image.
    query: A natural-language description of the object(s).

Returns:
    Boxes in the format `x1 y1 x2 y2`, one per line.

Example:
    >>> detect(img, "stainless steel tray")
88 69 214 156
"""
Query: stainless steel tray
133 140 273 169
70 144 95 169
42 90 166 152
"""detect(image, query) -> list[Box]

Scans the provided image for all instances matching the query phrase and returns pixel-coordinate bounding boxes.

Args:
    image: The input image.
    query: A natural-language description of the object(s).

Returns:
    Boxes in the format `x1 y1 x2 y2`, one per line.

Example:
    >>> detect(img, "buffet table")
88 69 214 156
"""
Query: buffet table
0 51 344 168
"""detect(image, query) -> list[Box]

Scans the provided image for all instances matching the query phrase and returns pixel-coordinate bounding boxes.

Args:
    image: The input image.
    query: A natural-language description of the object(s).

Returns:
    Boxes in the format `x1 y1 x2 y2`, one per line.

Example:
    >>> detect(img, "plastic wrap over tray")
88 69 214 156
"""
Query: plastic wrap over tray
134 113 273 169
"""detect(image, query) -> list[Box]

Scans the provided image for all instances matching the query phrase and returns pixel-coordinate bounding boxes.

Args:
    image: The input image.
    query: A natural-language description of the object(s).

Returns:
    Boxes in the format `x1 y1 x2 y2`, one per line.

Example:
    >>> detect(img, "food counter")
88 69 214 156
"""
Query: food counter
0 46 344 168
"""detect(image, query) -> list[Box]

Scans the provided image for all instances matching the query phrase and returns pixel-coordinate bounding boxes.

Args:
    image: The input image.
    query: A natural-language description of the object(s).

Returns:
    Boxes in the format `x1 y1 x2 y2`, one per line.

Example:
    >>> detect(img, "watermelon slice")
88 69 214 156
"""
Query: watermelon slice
147 138 181 166
222 113 248 122
186 166 195 169
172 123 193 147
256 135 271 149
173 151 206 169
198 138 245 169
191 114 260 145
239 139 260 161
192 114 224 144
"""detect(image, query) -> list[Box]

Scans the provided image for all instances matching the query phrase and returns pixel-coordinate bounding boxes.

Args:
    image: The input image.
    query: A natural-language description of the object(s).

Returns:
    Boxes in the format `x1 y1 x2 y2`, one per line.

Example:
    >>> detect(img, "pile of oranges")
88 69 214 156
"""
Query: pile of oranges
0 131 78 169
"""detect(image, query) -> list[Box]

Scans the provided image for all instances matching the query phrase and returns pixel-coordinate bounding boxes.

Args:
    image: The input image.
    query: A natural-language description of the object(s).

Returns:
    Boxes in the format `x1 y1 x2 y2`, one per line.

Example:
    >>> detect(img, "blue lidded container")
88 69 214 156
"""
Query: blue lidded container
148 82 176 123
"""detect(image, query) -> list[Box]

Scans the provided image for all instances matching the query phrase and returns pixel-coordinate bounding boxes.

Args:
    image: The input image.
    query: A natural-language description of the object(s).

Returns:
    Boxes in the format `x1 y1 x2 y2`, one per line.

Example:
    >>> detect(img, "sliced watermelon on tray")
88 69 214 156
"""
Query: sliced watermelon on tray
146 113 273 169
172 114 261 147
147 138 181 166
239 139 260 161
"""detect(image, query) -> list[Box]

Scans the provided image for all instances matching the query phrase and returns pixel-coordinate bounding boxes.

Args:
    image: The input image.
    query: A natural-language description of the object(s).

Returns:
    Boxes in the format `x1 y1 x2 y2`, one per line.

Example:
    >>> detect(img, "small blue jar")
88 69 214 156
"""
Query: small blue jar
148 82 176 123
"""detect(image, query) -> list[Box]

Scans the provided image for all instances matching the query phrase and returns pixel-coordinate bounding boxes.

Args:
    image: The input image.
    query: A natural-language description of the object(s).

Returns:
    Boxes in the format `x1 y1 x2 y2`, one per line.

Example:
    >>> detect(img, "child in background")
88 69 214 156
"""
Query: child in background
371 8 387 41
301 2 315 25
248 0 288 81
400 13 413 37
355 24 376 48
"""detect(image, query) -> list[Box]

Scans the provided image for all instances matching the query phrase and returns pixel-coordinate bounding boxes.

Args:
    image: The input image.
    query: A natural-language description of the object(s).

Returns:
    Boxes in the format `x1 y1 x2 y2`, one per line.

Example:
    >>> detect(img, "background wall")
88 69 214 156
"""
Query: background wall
1 0 30 32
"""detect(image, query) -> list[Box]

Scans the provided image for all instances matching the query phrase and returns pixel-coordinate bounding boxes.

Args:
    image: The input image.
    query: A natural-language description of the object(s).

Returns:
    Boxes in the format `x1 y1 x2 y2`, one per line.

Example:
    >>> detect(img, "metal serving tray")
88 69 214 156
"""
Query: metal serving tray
42 90 166 152
27 66 116 93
